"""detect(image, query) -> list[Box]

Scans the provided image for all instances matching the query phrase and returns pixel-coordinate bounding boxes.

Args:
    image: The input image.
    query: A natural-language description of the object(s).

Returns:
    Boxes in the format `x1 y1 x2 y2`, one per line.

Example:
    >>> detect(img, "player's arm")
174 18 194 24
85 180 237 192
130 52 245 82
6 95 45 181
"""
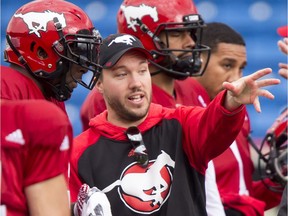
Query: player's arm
25 174 70 216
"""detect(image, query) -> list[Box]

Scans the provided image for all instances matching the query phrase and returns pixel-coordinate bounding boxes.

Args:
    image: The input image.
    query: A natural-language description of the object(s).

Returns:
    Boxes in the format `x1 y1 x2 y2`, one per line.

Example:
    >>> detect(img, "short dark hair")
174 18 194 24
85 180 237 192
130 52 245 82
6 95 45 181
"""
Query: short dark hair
199 22 246 53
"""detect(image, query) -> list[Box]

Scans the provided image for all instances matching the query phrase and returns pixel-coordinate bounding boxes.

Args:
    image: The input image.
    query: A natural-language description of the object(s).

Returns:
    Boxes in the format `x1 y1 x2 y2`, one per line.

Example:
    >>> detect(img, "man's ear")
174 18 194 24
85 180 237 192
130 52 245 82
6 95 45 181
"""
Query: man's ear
95 80 103 94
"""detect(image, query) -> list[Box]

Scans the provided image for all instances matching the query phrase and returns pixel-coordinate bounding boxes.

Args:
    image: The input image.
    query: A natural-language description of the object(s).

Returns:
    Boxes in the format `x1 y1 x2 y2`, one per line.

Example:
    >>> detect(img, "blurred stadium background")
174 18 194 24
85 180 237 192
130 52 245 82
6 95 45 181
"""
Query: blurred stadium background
1 0 287 140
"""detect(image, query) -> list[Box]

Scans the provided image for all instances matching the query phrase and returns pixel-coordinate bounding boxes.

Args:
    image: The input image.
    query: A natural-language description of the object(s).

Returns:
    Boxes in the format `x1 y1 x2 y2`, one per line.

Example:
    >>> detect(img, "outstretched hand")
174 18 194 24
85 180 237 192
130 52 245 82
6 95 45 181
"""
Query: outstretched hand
277 38 288 79
223 68 280 113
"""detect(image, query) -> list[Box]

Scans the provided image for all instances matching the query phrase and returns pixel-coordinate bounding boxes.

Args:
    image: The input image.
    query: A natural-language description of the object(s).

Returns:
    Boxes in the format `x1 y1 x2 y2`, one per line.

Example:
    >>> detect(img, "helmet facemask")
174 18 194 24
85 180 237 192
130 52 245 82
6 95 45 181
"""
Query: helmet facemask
249 108 288 193
256 131 288 193
36 27 103 101
34 26 102 101
139 14 211 80
4 0 103 101
53 28 102 90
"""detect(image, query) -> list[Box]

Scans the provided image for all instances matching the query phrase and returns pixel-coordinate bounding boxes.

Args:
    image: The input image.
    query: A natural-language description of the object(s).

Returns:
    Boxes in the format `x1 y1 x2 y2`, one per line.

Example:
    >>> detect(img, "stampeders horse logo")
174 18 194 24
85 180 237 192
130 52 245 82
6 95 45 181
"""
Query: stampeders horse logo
102 150 175 214
108 35 136 47
120 4 158 32
14 10 67 38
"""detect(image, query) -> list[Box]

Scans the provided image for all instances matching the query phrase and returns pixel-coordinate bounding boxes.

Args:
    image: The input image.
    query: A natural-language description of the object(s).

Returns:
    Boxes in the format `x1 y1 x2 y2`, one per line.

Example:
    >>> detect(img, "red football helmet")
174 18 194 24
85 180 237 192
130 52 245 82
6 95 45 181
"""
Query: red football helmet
249 108 288 192
117 0 210 79
4 0 102 101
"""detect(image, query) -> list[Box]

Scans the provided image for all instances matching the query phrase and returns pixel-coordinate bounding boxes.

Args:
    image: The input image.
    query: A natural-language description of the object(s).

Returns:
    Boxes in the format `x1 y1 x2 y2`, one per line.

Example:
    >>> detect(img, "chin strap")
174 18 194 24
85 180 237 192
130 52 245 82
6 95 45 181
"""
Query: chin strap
148 59 190 79
46 79 71 101
50 17 71 101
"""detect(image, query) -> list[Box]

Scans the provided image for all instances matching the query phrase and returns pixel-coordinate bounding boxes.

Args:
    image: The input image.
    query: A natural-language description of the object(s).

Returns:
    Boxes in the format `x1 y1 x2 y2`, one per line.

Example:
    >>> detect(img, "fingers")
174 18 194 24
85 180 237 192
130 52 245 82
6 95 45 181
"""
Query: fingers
279 69 288 79
251 89 274 113
278 38 288 55
257 89 275 100
253 89 275 113
284 37 288 45
223 67 280 112
222 81 236 93
278 63 288 79
279 63 288 70
253 97 261 113
248 68 273 81
256 78 281 88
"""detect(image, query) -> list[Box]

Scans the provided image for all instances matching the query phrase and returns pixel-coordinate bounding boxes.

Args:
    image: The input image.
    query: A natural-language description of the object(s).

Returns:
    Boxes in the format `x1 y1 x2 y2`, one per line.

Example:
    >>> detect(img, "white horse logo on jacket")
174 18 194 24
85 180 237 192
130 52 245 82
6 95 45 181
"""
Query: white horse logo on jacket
120 4 158 32
103 150 175 212
14 10 66 38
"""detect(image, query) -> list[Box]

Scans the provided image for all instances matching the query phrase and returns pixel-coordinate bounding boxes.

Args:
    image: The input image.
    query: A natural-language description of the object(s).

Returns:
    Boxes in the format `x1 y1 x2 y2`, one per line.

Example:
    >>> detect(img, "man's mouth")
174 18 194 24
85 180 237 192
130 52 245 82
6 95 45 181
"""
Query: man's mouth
128 92 145 103
128 95 144 102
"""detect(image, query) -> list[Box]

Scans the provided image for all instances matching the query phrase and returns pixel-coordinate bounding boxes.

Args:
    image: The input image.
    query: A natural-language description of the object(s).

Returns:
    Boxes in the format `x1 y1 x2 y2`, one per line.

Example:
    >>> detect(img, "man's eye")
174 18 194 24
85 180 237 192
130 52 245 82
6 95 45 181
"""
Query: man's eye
139 69 148 74
224 64 232 69
169 31 181 37
116 73 127 77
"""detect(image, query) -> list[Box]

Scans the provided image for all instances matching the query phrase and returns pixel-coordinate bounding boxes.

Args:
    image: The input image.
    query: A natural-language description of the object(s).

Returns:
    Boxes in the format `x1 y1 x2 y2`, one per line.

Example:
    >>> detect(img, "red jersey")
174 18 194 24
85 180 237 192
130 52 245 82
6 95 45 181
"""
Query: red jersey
0 65 65 112
1 100 73 216
191 78 282 215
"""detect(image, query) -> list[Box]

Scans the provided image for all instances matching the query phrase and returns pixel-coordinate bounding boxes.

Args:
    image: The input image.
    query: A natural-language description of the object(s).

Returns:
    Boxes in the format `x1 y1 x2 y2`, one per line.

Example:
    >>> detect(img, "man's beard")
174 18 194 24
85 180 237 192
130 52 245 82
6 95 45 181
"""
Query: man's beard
106 93 151 123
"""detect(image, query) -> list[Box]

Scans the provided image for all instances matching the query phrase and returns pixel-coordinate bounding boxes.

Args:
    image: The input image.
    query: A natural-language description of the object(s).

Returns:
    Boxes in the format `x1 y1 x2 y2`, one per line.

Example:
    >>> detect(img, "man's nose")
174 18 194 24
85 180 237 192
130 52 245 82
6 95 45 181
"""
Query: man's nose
183 31 196 49
128 73 143 89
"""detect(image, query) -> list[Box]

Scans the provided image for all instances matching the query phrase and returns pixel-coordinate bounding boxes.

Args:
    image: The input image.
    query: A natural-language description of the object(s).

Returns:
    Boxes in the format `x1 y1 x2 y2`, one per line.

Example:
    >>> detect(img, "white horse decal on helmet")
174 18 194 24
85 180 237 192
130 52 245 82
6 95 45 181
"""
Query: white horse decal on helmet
120 4 159 32
14 10 66 38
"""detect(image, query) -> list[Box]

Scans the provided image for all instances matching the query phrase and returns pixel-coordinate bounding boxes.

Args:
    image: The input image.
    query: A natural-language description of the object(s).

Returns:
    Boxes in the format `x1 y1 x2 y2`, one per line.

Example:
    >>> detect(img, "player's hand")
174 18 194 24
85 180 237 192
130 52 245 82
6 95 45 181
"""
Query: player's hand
74 184 112 216
278 38 288 55
277 38 288 79
223 68 280 113
278 63 288 79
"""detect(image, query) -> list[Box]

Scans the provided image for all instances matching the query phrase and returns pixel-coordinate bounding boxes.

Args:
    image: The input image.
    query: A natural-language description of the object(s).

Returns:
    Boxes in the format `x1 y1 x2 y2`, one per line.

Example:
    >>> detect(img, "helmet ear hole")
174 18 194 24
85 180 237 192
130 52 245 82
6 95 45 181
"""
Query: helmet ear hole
37 47 48 60
30 42 36 52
